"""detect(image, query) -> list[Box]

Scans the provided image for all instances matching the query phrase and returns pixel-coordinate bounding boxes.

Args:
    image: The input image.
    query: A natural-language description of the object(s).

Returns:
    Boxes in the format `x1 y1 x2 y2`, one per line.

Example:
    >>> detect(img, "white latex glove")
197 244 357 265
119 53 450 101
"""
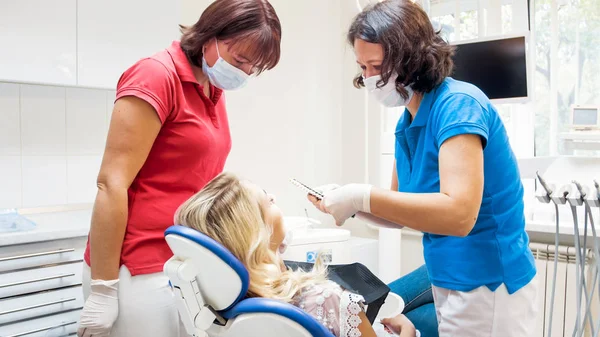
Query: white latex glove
314 184 341 195
355 211 404 229
312 183 372 226
77 279 119 337
309 184 340 213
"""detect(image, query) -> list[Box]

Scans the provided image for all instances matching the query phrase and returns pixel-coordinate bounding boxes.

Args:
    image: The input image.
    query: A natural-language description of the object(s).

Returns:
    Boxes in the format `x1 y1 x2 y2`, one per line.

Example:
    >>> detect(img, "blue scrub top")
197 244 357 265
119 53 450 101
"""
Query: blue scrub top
394 77 536 294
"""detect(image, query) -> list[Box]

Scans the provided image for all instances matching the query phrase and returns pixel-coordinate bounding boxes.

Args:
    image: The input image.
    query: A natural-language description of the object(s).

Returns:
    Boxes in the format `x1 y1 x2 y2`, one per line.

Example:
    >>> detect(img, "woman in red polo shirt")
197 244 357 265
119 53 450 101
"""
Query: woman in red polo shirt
76 1 281 336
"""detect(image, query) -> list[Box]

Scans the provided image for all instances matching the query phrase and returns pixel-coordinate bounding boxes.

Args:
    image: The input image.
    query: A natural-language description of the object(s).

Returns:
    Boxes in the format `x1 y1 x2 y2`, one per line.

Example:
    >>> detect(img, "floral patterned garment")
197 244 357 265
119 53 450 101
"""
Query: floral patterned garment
292 280 397 337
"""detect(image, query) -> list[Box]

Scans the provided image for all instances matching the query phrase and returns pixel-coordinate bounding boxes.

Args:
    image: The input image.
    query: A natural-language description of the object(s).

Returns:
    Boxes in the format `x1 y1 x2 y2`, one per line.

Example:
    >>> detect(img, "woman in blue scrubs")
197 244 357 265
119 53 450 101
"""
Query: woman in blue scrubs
310 1 537 336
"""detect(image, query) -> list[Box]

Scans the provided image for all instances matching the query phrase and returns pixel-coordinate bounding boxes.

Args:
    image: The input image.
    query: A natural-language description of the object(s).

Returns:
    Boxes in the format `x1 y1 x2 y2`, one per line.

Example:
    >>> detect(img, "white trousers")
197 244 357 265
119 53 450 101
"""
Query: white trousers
82 263 192 337
432 279 538 337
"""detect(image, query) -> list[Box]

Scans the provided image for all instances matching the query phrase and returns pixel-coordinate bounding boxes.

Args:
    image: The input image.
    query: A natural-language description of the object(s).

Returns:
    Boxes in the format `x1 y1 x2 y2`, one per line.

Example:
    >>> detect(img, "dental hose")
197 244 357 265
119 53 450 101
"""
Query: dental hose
574 203 594 337
580 203 600 337
596 205 600 337
579 180 600 337
540 176 600 337
570 203 586 337
547 201 560 337
586 178 600 337
570 180 600 337
538 171 562 337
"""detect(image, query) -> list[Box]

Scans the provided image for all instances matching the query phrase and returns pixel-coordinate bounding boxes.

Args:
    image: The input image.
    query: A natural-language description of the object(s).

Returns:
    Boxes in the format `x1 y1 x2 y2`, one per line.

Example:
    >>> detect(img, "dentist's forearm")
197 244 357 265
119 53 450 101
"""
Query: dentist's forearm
369 187 476 237
90 185 128 280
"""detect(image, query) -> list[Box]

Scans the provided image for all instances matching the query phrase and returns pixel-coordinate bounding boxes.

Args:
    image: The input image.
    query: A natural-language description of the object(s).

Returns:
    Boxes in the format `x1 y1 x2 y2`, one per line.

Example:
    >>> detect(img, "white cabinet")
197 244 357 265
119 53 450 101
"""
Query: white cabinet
0 0 180 88
0 0 77 85
0 236 87 337
1 310 81 337
0 286 84 326
76 0 181 88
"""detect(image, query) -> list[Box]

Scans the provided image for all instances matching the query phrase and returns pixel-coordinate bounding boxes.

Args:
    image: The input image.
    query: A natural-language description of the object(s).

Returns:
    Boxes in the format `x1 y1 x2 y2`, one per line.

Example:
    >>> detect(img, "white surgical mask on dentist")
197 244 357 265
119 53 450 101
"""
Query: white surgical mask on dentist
202 40 250 90
363 73 414 107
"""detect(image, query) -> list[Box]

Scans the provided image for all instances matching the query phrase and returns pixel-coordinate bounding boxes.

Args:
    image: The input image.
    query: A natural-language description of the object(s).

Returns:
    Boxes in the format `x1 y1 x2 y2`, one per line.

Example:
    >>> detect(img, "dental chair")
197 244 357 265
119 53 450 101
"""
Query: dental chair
163 225 335 337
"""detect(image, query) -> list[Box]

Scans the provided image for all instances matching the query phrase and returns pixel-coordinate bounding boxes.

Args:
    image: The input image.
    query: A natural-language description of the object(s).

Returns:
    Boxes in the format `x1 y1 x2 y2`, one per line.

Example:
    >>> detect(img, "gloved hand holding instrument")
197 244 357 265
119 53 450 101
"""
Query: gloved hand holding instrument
290 179 401 228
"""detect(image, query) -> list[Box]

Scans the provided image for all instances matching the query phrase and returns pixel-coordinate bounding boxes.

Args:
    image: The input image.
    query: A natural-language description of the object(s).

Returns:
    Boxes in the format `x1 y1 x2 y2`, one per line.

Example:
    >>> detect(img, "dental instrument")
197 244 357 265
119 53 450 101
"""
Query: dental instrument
289 179 357 219
566 181 593 337
535 172 564 337
575 181 600 337
290 178 325 200
535 172 600 337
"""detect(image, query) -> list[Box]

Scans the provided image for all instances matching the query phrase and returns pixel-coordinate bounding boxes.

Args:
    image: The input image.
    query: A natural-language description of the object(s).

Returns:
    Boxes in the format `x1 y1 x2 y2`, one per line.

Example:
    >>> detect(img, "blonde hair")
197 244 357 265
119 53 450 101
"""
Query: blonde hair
174 172 328 303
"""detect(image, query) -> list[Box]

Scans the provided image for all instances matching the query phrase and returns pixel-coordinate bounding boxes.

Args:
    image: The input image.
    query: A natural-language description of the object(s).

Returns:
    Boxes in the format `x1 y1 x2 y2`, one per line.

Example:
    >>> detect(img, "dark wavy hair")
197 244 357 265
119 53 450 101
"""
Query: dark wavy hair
347 0 455 99
180 0 281 75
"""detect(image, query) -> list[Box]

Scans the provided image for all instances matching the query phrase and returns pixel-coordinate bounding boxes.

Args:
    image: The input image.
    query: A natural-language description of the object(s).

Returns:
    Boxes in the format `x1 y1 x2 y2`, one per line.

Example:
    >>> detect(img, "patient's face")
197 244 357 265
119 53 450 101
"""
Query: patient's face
245 182 285 252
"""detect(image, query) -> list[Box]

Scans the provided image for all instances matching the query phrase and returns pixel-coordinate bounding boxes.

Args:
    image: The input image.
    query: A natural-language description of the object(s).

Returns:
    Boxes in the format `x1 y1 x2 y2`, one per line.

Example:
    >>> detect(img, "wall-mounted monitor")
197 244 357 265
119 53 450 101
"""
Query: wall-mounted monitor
451 35 530 103
570 105 600 130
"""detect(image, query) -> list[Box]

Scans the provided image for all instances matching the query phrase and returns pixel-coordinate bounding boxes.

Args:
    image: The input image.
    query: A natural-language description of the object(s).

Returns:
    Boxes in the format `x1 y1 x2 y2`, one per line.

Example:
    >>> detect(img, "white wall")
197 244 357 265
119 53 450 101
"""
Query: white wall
0 0 348 225
0 83 114 209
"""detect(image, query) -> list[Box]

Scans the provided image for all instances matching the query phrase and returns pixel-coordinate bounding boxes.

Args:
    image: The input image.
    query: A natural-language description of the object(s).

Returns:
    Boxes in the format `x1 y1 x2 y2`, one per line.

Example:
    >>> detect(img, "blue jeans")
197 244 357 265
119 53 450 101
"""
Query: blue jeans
388 265 438 337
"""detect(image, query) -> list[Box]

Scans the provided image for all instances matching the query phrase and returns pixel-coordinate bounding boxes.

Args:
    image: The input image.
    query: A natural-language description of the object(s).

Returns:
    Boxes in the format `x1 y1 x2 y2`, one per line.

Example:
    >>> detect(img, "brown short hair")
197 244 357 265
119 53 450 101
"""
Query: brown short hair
347 0 455 98
180 0 281 75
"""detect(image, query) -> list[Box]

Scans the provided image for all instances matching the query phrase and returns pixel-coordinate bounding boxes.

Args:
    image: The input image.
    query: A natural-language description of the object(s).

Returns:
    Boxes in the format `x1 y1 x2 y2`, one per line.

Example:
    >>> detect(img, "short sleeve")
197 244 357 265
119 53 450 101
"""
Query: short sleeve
116 58 175 124
338 290 366 337
295 281 365 337
434 93 490 150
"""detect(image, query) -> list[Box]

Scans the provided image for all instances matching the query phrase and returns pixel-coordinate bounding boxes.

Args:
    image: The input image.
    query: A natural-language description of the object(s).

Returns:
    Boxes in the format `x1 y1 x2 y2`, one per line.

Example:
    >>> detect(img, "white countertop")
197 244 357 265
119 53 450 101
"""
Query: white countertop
526 219 600 236
0 206 586 247
0 209 92 246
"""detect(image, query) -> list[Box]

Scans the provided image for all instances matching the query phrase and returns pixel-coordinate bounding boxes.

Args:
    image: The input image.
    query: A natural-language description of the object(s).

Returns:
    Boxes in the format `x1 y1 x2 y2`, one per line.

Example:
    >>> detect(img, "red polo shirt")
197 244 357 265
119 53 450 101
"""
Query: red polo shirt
84 41 232 276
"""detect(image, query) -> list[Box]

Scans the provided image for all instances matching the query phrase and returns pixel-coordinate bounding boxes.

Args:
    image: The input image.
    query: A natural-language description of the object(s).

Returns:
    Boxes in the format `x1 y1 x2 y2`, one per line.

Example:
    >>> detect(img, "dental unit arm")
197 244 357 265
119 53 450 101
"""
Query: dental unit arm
534 168 600 337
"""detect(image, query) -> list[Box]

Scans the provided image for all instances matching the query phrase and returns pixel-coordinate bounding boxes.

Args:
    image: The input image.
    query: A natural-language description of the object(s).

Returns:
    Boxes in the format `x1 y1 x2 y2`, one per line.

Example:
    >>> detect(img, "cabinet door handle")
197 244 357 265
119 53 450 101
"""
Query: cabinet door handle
0 248 76 262
0 273 75 288
5 320 78 337
0 297 77 316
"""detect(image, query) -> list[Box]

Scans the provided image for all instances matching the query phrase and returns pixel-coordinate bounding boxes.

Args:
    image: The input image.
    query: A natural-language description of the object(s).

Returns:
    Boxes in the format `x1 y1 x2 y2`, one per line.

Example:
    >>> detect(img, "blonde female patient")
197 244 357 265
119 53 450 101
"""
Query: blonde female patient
174 172 417 337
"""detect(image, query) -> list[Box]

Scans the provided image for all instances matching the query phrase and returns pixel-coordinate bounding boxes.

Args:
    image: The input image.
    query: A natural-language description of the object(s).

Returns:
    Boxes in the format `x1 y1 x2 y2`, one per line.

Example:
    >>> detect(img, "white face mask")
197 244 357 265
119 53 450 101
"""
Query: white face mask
363 74 414 107
202 40 250 90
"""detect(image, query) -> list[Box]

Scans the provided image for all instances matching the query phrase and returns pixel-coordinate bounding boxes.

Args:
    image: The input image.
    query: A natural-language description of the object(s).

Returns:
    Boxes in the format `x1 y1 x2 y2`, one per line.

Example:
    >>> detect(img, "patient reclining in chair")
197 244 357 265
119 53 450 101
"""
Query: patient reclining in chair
174 172 416 337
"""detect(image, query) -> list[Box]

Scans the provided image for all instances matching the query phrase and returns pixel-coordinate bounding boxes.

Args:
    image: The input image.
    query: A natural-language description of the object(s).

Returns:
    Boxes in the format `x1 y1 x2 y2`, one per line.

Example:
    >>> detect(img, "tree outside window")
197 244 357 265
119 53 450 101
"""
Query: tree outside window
534 0 600 156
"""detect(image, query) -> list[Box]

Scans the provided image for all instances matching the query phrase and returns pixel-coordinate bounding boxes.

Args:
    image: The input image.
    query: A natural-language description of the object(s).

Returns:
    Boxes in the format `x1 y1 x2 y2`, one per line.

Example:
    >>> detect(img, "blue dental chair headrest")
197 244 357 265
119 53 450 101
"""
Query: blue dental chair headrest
164 225 335 337
165 225 248 311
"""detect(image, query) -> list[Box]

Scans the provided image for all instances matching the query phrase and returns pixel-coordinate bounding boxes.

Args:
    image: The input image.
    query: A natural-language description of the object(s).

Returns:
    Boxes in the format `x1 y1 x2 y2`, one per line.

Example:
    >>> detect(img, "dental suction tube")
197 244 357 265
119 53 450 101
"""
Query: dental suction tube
577 181 600 337
536 172 561 337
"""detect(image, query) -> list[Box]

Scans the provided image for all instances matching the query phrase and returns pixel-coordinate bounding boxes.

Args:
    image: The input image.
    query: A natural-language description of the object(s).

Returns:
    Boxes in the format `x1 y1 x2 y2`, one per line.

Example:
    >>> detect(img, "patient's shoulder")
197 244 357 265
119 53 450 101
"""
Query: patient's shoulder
294 281 344 335
293 281 365 337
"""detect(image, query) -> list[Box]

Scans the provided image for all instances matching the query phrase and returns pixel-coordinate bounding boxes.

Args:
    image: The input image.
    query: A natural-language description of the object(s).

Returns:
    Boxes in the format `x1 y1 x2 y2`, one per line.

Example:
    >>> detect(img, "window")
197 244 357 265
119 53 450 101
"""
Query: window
533 0 600 156
502 4 513 34
496 104 513 134
460 10 479 40
431 14 457 42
